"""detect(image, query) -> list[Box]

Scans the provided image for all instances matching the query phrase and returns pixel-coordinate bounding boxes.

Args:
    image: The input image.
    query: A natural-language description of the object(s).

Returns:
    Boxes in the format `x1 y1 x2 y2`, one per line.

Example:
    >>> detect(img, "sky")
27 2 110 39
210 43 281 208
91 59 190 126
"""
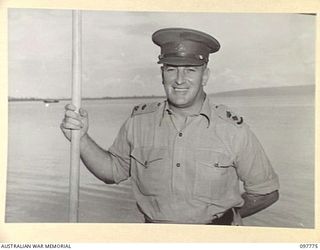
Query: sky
8 9 315 98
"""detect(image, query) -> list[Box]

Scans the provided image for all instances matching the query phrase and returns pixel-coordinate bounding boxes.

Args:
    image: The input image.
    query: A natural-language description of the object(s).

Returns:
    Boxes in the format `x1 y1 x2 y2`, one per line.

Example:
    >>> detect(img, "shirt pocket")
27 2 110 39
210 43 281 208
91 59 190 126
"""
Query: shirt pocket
130 147 167 196
193 149 234 203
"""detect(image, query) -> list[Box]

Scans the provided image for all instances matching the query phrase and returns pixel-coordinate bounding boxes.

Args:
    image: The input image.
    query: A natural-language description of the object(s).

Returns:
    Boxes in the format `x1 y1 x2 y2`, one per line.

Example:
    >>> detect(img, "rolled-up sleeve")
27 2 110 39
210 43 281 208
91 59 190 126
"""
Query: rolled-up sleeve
234 125 280 194
108 118 132 184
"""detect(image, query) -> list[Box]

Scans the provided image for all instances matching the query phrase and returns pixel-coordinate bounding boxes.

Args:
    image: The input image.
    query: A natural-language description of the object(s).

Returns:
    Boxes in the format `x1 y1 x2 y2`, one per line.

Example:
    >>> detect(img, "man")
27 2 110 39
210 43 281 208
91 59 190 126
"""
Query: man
61 28 279 225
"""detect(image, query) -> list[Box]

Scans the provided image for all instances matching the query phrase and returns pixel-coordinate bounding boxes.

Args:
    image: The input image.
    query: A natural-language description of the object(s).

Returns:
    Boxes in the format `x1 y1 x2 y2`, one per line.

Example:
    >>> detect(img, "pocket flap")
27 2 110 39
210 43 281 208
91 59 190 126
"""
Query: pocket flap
130 147 167 167
196 149 234 169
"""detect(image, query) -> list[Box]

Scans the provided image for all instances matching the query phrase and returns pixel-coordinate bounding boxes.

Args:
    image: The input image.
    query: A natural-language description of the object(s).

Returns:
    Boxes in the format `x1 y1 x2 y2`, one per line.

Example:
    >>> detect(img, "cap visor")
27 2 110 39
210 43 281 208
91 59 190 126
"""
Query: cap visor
158 57 205 66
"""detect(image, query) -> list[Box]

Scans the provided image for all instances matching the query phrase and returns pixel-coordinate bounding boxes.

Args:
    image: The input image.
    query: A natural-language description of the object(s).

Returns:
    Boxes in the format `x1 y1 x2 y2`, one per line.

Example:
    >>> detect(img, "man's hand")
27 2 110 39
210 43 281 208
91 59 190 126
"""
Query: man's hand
60 104 115 183
60 104 89 141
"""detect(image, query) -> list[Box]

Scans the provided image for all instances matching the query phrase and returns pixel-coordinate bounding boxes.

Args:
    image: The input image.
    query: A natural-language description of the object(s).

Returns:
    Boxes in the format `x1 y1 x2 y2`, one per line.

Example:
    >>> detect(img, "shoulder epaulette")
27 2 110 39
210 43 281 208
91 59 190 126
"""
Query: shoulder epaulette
214 104 244 126
131 102 162 117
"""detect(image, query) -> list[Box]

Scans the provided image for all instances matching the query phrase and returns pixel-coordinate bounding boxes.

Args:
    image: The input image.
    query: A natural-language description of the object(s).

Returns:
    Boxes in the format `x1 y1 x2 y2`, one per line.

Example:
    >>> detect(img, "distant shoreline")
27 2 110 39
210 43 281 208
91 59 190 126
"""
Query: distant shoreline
8 96 166 102
8 84 314 102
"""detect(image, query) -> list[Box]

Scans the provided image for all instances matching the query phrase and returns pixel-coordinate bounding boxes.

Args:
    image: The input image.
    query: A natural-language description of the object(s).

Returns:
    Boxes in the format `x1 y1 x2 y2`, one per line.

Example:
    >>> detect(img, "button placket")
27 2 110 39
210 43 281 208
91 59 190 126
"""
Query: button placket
171 129 186 197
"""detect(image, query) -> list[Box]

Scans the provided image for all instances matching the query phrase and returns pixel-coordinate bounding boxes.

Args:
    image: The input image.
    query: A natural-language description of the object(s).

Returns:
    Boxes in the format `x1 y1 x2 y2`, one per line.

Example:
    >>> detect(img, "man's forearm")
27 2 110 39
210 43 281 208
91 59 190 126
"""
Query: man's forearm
80 134 115 184
238 190 279 218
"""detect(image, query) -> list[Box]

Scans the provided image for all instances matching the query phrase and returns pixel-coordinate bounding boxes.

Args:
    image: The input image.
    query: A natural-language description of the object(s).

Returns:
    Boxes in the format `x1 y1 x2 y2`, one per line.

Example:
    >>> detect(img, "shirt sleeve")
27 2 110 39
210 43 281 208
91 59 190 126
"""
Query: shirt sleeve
234 125 280 194
108 117 133 184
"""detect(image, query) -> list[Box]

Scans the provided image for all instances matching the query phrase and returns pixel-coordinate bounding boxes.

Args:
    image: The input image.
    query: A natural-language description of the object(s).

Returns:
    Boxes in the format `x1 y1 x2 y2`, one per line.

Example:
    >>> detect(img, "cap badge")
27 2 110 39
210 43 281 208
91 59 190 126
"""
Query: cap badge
176 43 186 52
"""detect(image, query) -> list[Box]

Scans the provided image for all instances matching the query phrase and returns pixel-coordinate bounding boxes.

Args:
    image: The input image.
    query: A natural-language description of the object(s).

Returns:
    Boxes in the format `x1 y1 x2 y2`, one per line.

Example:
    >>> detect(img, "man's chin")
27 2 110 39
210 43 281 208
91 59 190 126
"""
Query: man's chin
168 100 191 109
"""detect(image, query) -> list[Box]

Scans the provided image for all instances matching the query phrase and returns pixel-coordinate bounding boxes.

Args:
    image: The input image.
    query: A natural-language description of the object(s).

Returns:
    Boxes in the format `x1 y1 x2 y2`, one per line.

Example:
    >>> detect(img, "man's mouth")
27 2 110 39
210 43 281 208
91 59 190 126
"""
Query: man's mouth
173 88 189 92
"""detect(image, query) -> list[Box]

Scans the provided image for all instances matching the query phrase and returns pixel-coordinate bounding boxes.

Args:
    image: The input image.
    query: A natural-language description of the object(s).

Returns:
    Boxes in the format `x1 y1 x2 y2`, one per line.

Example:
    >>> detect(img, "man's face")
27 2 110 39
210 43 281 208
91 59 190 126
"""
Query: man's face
161 64 210 109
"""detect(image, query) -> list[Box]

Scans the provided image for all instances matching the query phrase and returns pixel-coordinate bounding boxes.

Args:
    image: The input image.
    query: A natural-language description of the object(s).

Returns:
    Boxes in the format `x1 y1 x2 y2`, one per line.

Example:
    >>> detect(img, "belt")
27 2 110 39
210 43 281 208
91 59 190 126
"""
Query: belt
144 208 234 225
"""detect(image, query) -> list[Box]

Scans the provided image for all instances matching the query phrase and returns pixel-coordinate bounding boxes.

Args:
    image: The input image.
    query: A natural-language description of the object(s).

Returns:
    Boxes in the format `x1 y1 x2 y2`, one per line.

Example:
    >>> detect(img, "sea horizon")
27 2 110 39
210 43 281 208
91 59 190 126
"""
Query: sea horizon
8 84 315 101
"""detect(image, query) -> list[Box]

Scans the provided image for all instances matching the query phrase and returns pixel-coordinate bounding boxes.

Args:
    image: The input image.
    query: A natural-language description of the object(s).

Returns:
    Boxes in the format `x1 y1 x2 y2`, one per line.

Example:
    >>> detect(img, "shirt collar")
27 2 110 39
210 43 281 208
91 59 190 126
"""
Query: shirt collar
159 95 212 127
199 95 212 127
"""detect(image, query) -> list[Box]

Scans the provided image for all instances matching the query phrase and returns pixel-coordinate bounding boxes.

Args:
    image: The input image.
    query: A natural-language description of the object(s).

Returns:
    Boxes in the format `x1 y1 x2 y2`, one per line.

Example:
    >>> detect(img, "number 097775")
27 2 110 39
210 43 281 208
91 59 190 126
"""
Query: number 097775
300 244 318 248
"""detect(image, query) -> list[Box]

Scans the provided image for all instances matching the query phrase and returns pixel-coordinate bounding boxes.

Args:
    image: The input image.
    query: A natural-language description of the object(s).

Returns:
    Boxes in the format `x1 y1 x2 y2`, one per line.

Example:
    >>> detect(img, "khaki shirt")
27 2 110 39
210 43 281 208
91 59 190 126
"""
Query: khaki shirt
108 97 279 224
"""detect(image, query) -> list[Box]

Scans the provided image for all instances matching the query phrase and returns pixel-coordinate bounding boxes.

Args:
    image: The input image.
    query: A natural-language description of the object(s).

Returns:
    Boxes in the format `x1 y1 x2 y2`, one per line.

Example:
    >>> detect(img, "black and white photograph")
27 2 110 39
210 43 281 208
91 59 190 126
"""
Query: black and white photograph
5 8 315 230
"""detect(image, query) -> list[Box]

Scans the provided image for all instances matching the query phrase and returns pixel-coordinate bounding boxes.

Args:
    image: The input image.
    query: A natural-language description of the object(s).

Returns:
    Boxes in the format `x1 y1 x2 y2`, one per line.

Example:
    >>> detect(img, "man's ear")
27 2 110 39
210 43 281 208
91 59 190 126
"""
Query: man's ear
201 67 210 86
160 66 164 84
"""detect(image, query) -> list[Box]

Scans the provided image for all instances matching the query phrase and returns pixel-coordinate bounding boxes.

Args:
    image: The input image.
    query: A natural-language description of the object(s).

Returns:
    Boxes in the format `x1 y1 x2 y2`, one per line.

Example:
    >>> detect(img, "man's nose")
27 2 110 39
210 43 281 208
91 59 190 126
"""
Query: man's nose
175 68 185 85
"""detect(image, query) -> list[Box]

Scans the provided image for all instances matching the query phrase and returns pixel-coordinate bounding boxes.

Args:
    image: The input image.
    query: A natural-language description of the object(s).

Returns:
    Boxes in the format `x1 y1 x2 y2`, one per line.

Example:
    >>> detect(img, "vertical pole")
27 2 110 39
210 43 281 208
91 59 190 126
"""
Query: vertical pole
69 9 82 222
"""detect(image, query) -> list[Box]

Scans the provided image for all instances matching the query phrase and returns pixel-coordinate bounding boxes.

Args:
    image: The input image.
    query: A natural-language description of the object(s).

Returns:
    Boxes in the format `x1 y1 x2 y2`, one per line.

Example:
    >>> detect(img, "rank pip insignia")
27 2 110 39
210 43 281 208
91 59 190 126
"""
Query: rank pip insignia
214 105 244 126
226 110 243 125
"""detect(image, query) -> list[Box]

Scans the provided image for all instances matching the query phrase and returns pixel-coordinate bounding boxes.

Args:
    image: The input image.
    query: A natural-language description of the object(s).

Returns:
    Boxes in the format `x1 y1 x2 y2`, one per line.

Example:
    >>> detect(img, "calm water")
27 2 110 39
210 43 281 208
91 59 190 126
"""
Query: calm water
6 95 315 228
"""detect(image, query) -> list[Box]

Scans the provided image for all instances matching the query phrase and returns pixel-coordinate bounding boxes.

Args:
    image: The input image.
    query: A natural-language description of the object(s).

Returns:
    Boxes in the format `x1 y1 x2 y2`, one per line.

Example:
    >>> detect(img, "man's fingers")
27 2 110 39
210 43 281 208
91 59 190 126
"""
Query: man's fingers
65 117 83 127
62 117 83 129
65 109 80 119
79 108 88 117
61 122 82 130
65 105 88 118
65 103 77 111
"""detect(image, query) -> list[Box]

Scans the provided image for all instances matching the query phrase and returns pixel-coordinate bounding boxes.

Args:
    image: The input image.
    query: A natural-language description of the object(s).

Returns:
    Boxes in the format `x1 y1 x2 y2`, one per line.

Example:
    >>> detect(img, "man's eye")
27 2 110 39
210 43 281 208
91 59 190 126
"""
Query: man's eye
186 68 196 72
165 68 176 72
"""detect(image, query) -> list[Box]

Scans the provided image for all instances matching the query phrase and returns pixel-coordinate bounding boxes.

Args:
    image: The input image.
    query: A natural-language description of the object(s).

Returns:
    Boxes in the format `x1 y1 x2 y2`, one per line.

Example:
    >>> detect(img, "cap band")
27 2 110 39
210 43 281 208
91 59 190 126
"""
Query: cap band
158 52 208 64
161 41 209 55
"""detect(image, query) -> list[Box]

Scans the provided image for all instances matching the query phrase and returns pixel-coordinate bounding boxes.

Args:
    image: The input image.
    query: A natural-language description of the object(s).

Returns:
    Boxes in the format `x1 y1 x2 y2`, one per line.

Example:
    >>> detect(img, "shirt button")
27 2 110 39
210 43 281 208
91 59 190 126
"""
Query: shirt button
178 132 183 137
176 163 181 167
